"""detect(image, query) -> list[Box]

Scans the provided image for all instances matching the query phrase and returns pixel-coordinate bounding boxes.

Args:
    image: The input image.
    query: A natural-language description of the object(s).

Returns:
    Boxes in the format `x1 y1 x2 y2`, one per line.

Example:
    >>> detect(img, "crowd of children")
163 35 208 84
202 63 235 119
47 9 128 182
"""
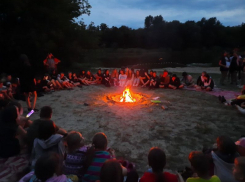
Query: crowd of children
1 103 245 182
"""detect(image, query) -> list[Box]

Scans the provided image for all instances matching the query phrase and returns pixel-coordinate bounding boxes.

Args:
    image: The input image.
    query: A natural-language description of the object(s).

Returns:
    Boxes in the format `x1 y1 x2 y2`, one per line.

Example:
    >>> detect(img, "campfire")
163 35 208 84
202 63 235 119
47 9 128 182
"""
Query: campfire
120 88 136 102
109 87 143 103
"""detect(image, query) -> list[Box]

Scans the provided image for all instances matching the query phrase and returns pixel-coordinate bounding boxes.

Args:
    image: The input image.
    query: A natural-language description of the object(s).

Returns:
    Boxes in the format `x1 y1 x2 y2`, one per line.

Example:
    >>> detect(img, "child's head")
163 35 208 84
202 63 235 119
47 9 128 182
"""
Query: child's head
38 120 56 140
217 136 237 155
60 73 65 77
35 152 60 182
68 72 72 77
92 132 108 150
148 147 166 173
182 72 188 78
233 157 245 182
153 71 157 77
100 160 124 182
202 71 207 77
163 70 168 77
171 74 177 81
67 131 84 152
40 106 52 119
1 105 20 124
188 151 209 176
236 138 245 156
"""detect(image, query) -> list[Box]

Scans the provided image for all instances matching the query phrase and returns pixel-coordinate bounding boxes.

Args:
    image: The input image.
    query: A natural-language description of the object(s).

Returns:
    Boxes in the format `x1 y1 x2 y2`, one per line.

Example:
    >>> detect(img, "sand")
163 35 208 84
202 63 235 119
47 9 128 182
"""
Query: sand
19 80 245 175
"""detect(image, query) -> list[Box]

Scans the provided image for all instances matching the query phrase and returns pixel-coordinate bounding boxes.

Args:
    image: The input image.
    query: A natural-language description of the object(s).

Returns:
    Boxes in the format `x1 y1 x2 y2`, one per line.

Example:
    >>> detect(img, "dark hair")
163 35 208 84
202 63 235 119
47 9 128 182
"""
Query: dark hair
8 101 22 113
40 106 52 119
188 151 209 175
0 105 18 124
204 74 210 82
148 147 166 182
38 120 56 140
217 136 237 155
172 74 177 78
100 160 123 182
35 152 60 182
85 132 108 170
182 72 188 77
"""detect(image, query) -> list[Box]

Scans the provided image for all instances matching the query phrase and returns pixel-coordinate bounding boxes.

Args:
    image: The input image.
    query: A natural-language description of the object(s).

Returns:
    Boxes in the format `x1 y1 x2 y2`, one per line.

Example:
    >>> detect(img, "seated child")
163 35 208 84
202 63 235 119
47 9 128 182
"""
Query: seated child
85 71 97 85
119 70 127 87
126 68 134 87
235 138 245 156
102 69 111 87
57 73 73 89
159 70 170 88
149 72 159 89
110 69 119 86
64 131 87 179
19 152 77 182
78 70 90 85
196 71 206 89
133 70 141 87
68 72 81 86
233 157 245 182
31 120 65 168
211 136 239 182
181 72 194 87
187 151 221 182
202 74 214 91
50 69 63 89
140 70 150 87
100 160 131 182
169 74 184 89
82 132 115 182
95 69 103 84
140 147 178 182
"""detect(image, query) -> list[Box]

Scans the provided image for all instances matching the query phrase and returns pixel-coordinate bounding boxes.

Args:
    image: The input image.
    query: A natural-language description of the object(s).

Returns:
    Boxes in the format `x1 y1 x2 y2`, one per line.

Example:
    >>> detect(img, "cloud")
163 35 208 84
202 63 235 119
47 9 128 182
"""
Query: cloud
81 0 245 28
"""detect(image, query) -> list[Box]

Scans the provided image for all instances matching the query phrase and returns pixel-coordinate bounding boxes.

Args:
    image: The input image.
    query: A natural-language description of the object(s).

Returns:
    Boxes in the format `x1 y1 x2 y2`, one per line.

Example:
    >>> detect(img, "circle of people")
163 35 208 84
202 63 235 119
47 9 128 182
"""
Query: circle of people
0 104 245 182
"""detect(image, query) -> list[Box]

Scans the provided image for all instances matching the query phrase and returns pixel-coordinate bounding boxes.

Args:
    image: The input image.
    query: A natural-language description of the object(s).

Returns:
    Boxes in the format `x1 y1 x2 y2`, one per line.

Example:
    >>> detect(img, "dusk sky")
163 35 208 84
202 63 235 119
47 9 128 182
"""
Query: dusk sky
81 0 245 28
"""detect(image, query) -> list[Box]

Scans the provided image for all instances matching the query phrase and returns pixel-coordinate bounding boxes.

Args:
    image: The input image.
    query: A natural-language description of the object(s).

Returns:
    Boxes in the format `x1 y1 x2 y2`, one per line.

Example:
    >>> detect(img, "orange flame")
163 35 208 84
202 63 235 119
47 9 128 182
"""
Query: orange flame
120 88 136 102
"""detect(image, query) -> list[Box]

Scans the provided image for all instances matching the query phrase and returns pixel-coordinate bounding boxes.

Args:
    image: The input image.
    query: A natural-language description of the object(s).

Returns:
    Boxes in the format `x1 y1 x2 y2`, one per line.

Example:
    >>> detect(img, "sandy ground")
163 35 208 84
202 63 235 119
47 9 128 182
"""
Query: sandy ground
19 82 245 175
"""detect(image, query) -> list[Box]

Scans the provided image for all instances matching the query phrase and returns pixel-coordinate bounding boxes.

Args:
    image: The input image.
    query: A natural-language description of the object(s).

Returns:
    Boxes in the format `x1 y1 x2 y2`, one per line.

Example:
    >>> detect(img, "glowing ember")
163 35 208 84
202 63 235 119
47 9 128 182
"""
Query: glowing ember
120 88 136 102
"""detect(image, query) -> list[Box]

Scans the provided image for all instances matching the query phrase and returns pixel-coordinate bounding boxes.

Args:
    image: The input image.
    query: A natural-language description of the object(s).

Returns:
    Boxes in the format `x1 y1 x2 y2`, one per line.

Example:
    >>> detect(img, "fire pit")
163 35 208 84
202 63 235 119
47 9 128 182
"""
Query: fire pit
109 88 143 103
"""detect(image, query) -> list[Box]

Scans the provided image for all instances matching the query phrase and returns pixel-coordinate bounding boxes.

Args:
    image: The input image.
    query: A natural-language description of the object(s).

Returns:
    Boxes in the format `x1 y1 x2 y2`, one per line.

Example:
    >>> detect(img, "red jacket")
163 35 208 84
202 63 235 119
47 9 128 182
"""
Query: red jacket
140 172 178 182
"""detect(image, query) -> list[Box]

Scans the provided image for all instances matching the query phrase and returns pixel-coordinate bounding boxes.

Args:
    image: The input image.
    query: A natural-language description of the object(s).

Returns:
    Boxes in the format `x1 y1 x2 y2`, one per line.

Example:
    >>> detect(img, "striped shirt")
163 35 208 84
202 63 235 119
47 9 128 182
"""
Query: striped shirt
82 151 112 182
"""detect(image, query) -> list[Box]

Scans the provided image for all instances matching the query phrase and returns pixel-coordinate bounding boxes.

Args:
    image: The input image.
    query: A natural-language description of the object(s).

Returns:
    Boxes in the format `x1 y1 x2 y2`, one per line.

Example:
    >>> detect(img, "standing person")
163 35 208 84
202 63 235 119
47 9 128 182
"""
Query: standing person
230 52 239 85
43 53 61 74
219 51 229 85
140 147 178 182
18 54 38 112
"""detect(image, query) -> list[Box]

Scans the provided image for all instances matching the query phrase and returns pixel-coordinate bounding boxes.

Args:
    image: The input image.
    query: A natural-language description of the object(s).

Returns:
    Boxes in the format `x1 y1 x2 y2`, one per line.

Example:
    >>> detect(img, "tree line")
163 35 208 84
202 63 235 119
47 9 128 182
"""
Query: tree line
0 0 244 73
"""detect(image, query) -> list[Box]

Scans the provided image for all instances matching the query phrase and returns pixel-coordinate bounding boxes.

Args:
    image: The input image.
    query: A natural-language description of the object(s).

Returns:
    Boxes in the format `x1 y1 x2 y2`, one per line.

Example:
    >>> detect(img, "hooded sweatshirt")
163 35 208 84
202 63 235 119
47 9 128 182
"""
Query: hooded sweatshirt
19 171 72 182
211 151 238 182
31 134 65 167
